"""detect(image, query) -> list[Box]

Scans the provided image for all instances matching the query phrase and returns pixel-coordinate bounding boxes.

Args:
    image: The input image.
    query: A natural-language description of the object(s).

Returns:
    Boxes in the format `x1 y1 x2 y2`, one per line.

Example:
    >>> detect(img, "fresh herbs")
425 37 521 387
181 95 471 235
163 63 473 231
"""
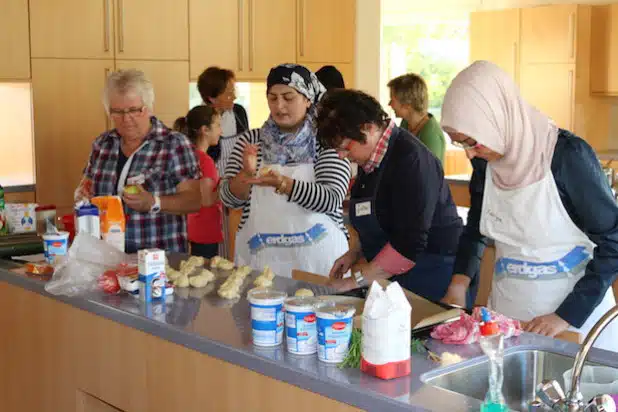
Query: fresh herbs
338 328 363 369
411 338 428 354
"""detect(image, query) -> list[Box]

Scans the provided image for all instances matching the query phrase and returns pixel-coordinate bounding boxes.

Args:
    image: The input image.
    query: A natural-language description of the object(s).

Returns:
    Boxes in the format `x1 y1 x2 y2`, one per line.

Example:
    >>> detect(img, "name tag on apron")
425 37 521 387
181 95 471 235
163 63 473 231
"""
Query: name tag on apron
355 201 371 217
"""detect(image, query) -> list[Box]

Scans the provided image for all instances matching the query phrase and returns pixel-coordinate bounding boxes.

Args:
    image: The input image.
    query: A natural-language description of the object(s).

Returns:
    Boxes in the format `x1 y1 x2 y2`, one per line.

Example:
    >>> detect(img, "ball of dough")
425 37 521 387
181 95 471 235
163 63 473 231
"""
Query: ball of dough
294 288 314 297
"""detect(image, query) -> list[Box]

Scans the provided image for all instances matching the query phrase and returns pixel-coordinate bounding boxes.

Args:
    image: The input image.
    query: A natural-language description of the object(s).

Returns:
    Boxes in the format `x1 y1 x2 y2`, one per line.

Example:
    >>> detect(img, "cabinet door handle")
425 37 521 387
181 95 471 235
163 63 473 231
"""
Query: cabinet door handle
299 0 305 57
103 0 111 52
568 12 576 60
248 0 254 71
568 69 575 130
117 0 125 53
105 68 111 130
238 0 244 71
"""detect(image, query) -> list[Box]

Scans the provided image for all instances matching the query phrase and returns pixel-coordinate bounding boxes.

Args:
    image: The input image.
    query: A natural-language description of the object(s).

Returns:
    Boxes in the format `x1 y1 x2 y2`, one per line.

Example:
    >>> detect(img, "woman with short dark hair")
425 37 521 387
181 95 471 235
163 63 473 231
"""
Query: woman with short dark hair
316 88 463 303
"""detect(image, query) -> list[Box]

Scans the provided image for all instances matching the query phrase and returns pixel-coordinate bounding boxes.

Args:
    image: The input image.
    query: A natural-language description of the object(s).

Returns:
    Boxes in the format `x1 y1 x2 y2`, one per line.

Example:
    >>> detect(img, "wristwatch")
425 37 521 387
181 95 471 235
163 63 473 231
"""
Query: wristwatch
353 271 368 288
150 195 161 213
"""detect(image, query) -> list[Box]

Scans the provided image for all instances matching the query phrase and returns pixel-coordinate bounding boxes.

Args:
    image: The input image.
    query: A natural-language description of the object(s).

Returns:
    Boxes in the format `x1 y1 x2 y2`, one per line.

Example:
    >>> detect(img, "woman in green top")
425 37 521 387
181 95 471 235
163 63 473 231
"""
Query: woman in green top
388 73 446 163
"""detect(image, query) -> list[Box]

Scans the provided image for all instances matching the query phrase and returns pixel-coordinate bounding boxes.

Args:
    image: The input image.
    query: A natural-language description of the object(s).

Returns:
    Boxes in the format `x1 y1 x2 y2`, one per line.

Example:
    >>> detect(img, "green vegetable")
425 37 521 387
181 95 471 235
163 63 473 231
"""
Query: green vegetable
338 328 363 369
411 338 428 354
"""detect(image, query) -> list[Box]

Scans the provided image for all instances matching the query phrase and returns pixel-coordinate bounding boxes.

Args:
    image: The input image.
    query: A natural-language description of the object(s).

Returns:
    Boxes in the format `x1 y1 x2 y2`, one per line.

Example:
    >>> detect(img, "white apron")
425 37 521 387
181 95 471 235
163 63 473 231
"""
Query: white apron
235 163 348 278
481 164 618 351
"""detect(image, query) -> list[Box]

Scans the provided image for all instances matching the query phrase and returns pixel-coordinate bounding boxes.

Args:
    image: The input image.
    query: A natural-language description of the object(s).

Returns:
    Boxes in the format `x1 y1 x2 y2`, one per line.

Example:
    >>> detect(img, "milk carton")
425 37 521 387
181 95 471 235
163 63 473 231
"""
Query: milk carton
137 249 166 301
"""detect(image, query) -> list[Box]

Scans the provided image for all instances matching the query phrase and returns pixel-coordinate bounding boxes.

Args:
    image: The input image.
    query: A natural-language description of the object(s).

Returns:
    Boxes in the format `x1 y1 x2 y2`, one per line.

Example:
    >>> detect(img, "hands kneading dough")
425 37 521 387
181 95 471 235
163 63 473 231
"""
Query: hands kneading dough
253 266 275 288
210 256 235 271
218 265 252 300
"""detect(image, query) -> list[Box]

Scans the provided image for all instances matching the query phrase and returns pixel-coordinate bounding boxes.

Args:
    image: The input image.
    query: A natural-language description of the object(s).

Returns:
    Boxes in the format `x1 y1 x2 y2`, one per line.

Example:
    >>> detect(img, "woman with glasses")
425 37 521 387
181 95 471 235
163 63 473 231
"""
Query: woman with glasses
440 61 618 351
219 64 350 278
315 89 464 303
75 69 201 253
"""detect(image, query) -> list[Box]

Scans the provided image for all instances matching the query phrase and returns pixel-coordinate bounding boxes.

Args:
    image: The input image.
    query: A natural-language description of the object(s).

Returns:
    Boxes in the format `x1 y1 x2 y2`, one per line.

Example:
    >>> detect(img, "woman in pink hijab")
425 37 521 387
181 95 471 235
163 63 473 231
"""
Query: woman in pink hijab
440 61 618 351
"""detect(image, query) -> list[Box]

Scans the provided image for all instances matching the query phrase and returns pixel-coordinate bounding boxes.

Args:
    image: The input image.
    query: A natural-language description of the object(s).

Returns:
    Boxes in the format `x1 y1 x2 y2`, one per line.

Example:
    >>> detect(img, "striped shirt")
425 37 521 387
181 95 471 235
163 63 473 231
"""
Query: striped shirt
219 129 351 237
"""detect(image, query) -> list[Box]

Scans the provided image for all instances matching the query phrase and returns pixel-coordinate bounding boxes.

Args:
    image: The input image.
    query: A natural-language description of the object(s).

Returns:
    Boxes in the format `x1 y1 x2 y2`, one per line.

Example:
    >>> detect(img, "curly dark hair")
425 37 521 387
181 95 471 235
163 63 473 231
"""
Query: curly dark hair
197 66 235 102
316 89 389 149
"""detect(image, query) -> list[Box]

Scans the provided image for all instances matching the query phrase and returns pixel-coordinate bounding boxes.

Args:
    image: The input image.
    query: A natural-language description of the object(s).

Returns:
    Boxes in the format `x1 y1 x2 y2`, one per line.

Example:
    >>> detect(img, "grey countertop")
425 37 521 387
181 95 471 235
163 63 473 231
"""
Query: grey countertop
1 261 617 412
3 184 35 193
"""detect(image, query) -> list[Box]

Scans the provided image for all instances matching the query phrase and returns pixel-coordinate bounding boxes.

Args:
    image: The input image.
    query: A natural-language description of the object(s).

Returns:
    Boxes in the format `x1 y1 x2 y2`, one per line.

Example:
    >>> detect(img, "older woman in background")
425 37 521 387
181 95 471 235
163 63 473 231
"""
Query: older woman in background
75 69 201 252
388 73 446 163
197 66 249 174
219 64 351 278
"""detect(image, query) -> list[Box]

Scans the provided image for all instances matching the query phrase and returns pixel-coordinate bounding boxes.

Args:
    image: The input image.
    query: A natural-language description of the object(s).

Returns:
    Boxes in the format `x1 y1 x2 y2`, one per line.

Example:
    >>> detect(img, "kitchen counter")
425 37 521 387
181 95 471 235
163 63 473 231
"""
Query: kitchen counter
1 263 617 412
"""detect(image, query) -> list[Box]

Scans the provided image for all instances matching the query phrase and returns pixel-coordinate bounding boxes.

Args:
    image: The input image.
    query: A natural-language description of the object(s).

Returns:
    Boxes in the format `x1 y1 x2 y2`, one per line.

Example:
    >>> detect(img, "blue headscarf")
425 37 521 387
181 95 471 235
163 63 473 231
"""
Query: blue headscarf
261 64 326 165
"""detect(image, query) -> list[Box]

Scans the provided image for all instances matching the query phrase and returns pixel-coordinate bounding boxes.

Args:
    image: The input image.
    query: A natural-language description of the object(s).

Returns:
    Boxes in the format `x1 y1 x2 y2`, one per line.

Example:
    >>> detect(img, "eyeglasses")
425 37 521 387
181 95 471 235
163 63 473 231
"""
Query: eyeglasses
451 138 482 150
109 106 146 118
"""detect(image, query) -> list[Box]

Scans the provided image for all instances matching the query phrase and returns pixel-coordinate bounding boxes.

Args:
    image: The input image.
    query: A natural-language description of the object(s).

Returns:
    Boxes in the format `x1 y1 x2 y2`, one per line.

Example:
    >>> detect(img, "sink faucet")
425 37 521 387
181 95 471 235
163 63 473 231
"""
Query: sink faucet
534 305 618 412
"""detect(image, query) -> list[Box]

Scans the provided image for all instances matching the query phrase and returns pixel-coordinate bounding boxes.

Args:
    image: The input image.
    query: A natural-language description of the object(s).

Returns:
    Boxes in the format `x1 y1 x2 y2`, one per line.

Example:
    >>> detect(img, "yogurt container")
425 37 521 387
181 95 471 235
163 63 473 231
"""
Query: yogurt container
284 297 318 355
315 302 356 363
42 231 70 265
247 289 287 347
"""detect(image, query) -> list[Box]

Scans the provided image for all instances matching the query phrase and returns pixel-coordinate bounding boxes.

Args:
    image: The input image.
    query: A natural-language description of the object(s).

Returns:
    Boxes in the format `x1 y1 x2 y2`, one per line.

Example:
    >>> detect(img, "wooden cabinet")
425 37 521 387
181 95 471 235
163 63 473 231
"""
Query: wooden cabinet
590 5 618 95
115 0 188 60
30 0 115 59
297 0 355 64
302 62 355 88
469 9 520 83
520 4 578 64
189 0 242 79
0 0 30 79
520 63 575 130
189 0 296 81
31 59 113 210
30 0 188 60
116 61 189 126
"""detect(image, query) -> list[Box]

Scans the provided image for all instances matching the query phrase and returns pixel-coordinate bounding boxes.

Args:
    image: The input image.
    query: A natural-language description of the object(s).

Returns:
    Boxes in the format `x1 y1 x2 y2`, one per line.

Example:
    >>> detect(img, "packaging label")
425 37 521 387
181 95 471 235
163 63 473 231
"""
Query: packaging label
286 310 317 354
251 303 284 347
317 316 353 363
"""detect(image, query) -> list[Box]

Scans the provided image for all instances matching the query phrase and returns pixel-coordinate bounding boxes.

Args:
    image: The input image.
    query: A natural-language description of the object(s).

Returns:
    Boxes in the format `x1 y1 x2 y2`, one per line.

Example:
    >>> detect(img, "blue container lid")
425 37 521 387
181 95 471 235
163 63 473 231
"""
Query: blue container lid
76 204 99 216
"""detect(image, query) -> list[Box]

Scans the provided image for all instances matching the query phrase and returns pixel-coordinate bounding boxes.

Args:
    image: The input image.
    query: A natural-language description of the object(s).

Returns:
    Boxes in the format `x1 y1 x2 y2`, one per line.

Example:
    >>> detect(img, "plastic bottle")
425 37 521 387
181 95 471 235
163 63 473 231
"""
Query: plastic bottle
479 307 509 412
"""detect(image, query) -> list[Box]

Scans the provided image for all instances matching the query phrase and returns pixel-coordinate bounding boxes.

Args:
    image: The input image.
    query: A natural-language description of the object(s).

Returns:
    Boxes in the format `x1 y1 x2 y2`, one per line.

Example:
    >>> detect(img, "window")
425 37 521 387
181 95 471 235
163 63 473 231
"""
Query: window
0 83 35 186
380 8 472 176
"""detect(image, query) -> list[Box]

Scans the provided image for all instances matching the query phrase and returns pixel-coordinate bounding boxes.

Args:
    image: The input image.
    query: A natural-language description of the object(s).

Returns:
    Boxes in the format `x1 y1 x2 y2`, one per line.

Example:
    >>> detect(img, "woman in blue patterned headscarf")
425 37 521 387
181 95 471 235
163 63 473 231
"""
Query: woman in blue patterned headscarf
219 63 351 279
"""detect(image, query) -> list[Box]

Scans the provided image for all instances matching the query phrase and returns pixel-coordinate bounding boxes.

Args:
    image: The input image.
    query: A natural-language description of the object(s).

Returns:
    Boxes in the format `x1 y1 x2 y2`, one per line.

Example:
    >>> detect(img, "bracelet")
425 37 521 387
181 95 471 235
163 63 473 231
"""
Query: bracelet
275 177 287 195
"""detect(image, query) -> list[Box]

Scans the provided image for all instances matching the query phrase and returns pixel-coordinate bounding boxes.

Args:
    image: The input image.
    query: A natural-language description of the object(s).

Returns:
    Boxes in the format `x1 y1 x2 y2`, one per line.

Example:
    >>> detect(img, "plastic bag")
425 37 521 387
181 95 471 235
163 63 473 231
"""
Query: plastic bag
563 365 618 402
44 233 128 296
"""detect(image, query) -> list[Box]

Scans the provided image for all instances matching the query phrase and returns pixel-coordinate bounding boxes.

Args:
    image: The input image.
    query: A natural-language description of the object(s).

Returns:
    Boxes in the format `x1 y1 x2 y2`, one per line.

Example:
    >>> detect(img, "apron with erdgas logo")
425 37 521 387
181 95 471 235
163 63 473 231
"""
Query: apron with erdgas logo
481 164 618 351
234 163 348 278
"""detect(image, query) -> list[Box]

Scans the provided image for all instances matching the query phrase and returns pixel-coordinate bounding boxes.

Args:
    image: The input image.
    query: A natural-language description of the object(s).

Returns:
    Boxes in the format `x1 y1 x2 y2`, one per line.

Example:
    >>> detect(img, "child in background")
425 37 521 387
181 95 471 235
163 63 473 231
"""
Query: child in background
174 106 223 258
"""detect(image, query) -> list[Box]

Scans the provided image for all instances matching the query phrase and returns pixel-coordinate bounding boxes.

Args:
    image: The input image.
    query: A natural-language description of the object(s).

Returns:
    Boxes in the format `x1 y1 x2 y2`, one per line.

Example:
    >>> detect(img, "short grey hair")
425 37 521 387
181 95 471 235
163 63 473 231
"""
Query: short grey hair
103 69 155 113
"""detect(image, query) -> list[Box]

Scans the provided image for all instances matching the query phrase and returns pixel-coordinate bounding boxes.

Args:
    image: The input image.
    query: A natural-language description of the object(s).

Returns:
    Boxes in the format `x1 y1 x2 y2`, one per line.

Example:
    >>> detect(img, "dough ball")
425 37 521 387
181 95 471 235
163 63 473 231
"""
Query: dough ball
294 288 314 297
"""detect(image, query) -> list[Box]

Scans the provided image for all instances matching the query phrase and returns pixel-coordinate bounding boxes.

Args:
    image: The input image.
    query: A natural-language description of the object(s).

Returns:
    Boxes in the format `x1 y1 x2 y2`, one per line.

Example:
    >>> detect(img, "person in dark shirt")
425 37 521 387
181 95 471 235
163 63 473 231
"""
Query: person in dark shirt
316 89 463 302
440 61 618 351
315 65 345 90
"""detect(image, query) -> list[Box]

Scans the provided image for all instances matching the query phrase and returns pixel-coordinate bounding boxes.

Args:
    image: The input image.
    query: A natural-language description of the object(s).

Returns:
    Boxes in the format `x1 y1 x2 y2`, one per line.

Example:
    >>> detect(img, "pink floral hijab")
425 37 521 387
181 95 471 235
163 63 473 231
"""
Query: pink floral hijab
441 60 558 190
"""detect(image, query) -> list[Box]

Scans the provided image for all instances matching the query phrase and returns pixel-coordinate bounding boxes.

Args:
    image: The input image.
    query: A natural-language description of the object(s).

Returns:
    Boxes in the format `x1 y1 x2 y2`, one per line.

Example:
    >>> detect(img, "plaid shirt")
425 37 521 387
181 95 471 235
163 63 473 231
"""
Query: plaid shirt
83 116 201 252
362 120 395 174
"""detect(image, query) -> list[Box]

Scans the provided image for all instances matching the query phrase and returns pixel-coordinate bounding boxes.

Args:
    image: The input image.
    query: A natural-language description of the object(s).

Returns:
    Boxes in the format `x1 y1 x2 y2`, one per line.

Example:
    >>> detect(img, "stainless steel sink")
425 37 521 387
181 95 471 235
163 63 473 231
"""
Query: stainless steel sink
421 349 618 412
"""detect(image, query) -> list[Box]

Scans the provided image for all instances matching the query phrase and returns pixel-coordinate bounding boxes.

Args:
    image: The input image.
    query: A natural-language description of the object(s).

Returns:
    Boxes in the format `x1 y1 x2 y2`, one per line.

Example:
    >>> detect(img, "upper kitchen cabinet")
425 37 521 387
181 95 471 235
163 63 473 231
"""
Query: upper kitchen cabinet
30 0 115 59
31 58 113 210
520 4 578 64
116 60 189 127
297 0 355 64
189 0 295 81
30 0 188 60
115 0 188 60
189 0 241 79
590 5 618 95
469 9 520 83
0 0 30 79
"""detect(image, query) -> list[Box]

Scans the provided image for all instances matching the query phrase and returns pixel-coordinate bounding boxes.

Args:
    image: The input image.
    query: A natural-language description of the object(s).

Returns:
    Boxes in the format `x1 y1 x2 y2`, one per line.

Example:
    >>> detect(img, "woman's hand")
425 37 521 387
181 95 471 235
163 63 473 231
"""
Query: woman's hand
440 274 470 308
74 177 93 202
328 276 357 292
524 313 570 338
329 249 361 279
122 185 155 212
242 144 258 175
